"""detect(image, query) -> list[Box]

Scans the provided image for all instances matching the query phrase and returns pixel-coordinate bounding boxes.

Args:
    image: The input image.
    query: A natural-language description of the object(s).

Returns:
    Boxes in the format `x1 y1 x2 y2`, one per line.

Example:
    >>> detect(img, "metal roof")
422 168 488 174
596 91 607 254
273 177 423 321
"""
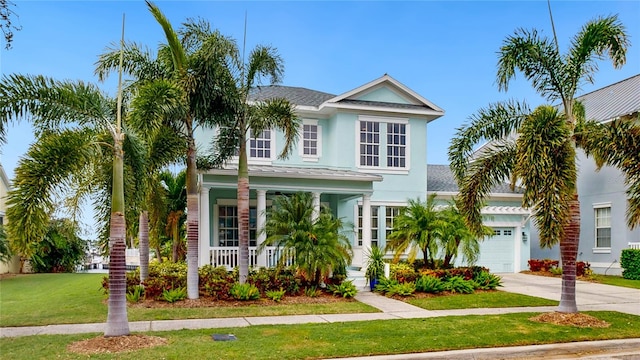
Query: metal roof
426 164 523 194
577 74 640 122
249 86 335 107
207 164 383 182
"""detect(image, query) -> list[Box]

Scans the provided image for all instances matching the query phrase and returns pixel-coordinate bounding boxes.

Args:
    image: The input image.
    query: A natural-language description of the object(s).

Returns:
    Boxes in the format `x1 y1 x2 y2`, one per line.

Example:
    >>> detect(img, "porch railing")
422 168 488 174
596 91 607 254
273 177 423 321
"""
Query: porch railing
629 242 640 250
208 246 295 270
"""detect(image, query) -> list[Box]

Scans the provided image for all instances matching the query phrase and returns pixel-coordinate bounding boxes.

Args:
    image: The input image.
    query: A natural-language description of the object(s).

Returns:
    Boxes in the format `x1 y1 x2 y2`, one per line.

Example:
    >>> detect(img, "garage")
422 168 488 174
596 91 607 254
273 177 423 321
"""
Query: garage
476 227 516 273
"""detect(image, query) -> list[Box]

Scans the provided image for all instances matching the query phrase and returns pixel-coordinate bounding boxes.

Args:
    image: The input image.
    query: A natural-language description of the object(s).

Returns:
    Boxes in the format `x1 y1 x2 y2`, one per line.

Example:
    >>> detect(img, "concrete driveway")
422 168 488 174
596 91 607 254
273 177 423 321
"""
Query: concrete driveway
500 273 640 315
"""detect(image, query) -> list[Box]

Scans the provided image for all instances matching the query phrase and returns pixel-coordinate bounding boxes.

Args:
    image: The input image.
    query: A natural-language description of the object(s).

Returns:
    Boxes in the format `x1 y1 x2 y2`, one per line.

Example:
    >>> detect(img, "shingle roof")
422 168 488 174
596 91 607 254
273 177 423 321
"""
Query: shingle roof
426 164 523 194
249 86 335 107
577 74 640 122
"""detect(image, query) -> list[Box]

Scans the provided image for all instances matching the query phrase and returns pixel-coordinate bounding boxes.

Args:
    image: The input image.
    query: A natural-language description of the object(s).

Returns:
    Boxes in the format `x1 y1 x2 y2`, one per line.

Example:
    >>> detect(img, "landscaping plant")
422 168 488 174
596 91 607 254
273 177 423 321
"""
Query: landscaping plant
328 280 357 298
620 249 640 280
229 283 261 301
265 289 286 302
415 275 447 293
162 287 187 303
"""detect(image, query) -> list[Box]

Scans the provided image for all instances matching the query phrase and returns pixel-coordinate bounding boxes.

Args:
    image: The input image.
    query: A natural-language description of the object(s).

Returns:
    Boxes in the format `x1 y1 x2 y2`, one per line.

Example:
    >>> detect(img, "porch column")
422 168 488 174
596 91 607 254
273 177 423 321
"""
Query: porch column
312 192 321 221
362 193 372 265
256 189 267 267
199 186 211 267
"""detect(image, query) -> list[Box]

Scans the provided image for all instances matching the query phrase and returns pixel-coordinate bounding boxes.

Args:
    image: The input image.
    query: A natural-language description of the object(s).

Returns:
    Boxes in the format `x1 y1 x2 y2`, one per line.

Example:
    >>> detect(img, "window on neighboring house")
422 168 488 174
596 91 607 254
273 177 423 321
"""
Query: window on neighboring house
249 129 272 159
385 206 401 237
595 206 611 248
300 122 322 159
357 205 379 247
359 121 380 167
387 123 406 168
218 206 257 247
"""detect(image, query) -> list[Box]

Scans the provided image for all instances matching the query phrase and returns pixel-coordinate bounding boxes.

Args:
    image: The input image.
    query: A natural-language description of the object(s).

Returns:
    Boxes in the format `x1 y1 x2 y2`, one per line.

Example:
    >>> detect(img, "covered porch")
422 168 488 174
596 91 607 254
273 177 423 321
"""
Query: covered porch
198 165 383 270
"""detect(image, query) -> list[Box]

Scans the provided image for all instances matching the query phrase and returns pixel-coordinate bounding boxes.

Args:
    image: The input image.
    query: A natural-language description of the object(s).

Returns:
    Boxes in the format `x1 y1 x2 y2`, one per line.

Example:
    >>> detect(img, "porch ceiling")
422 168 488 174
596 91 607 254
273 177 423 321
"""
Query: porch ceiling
203 165 383 182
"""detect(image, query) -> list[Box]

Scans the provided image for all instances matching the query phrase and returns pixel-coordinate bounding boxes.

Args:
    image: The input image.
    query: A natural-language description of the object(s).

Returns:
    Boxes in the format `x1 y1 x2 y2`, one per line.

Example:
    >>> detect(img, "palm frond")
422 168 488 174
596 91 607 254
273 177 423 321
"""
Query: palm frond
146 1 187 74
250 98 300 159
244 45 284 91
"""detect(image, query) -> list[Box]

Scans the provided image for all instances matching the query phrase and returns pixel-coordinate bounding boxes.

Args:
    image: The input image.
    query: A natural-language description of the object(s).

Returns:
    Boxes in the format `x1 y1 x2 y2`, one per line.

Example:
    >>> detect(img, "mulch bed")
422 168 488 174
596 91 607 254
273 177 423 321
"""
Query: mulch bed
68 334 168 354
529 312 610 328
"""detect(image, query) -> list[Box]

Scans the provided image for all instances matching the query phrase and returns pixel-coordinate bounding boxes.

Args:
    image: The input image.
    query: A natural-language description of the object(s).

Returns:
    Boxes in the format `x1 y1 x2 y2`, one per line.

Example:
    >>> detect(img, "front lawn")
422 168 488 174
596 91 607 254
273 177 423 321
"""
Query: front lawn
587 274 640 289
406 290 558 310
0 273 377 327
1 311 639 359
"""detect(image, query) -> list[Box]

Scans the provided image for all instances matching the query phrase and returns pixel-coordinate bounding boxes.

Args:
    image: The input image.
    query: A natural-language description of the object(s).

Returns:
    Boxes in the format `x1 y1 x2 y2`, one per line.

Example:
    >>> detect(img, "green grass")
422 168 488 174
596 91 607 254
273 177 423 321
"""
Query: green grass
1 311 639 359
0 273 377 327
587 274 640 289
406 290 558 310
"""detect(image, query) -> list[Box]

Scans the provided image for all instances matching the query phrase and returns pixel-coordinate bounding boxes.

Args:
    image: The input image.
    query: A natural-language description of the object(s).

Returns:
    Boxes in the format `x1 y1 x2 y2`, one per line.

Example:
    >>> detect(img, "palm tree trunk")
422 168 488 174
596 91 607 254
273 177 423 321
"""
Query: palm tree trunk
238 139 250 284
558 194 580 313
105 141 130 337
139 211 149 283
185 138 199 299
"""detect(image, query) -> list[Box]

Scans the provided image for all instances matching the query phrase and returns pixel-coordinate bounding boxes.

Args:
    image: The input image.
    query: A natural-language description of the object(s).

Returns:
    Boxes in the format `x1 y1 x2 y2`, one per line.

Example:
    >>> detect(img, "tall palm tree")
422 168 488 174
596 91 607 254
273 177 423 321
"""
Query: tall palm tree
0 74 145 336
96 1 237 298
437 201 490 268
448 15 631 313
386 195 442 268
211 45 300 283
259 192 352 286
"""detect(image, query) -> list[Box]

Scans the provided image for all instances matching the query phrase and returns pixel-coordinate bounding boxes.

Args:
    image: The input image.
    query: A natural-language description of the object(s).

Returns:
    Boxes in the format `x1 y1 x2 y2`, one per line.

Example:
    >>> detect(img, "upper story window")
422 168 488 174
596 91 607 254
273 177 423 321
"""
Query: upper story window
359 121 380 167
595 206 611 248
387 123 406 168
300 120 322 161
249 129 273 160
357 116 409 170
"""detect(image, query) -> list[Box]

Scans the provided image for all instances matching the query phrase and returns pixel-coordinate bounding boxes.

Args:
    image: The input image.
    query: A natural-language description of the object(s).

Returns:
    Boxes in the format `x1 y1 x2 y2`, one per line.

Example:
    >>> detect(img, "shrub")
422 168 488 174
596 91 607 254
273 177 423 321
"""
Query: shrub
472 271 502 290
304 286 322 298
200 265 235 300
550 267 563 275
126 285 145 303
265 288 286 302
373 277 398 294
415 275 446 293
576 261 591 277
528 259 559 272
621 249 640 280
229 283 261 300
247 267 303 295
329 280 357 298
389 263 418 283
162 287 187 303
385 282 416 297
445 276 475 294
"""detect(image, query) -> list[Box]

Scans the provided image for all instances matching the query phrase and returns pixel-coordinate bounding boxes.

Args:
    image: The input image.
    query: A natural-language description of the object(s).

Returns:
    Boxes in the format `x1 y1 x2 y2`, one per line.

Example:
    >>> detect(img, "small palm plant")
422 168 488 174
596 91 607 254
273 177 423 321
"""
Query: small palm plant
365 245 386 290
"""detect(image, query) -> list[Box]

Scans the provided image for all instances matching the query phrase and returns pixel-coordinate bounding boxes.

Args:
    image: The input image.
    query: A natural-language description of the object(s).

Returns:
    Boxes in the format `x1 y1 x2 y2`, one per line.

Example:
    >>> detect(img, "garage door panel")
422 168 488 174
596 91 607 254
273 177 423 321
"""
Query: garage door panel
477 227 514 273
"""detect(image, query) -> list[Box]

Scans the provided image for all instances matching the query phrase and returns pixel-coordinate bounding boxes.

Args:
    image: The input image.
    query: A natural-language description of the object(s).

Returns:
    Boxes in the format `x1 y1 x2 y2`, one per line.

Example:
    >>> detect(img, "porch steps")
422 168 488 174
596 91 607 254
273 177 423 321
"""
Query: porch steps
347 269 368 290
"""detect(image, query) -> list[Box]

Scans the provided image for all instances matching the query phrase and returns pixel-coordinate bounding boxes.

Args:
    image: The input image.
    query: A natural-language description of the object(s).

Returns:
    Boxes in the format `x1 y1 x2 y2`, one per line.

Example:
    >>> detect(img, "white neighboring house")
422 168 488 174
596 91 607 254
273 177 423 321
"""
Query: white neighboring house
531 74 640 274
0 162 20 273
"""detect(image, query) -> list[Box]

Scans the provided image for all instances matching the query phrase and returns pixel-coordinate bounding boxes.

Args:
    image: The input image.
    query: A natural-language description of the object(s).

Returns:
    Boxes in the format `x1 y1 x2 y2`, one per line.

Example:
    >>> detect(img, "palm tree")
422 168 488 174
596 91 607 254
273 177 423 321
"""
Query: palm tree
259 192 352 286
437 201 490 268
211 45 300 284
158 169 187 262
0 74 144 336
386 195 442 268
448 15 631 313
96 1 238 298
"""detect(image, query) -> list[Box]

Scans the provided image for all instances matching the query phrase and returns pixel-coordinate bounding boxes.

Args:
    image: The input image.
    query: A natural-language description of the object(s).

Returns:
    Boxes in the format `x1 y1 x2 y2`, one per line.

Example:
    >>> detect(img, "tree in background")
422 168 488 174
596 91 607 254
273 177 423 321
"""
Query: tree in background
448 14 632 313
29 218 86 273
0 0 21 50
0 225 12 263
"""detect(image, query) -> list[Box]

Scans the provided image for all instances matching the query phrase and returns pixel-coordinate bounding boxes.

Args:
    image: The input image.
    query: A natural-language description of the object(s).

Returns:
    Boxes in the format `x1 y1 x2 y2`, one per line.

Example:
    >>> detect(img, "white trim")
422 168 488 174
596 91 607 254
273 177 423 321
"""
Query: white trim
429 191 524 200
299 119 322 161
358 115 409 124
593 202 612 209
355 115 410 171
592 248 612 254
593 204 612 250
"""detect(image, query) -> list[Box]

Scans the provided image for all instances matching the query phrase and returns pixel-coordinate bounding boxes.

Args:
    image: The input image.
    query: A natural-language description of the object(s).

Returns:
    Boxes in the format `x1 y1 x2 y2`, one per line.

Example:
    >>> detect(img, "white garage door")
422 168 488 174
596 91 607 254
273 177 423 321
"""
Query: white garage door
476 227 515 273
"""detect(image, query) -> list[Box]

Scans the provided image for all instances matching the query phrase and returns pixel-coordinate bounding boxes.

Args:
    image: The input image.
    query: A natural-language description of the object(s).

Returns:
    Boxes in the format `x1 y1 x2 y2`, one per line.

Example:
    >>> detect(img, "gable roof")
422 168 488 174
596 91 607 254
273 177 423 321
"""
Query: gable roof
577 74 640 123
248 74 445 120
426 164 523 195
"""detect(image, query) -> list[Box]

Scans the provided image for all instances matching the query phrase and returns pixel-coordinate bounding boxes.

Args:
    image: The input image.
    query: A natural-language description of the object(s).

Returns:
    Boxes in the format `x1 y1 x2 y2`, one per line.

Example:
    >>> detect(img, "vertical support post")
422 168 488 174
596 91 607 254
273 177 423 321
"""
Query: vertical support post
256 189 267 267
362 194 372 266
199 186 210 267
312 192 321 222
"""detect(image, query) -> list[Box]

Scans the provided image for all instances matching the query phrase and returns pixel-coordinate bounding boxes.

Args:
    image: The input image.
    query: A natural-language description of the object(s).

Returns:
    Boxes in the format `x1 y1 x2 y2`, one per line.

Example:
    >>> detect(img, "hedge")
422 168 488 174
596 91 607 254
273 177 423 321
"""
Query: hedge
620 249 640 280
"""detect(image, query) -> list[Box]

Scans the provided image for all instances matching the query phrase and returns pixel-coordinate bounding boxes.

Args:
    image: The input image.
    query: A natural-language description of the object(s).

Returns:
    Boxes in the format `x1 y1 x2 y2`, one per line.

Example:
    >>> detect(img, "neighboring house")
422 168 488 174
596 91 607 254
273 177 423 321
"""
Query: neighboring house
195 74 445 270
0 162 20 273
426 165 531 273
531 74 640 275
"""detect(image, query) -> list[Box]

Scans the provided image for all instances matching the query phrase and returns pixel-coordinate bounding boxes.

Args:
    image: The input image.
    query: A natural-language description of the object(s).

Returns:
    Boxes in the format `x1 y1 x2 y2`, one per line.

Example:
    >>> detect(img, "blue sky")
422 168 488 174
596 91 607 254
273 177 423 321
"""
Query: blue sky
1 1 639 235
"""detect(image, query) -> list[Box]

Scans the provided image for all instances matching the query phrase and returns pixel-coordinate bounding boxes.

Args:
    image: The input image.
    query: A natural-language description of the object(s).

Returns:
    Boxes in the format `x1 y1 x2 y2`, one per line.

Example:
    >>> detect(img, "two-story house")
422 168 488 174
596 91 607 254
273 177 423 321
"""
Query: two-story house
531 74 640 275
195 74 444 270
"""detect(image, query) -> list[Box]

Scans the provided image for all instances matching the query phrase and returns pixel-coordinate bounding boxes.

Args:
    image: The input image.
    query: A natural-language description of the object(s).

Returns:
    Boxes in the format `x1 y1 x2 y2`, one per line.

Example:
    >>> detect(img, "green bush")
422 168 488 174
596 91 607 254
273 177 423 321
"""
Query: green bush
199 265 235 300
265 288 286 302
621 249 640 280
385 282 416 297
29 219 86 273
329 280 357 298
389 263 418 283
415 275 446 293
549 267 563 275
229 283 261 300
304 286 322 298
445 276 475 294
247 267 303 295
373 277 398 293
126 285 145 303
472 271 502 290
162 287 187 303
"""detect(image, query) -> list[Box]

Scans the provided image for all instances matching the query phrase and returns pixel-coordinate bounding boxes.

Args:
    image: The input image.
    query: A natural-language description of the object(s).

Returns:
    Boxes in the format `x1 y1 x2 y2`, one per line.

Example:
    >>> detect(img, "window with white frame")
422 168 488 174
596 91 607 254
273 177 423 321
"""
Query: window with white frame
218 206 257 247
300 121 321 159
385 206 401 237
595 206 611 248
357 205 379 247
249 129 272 159
387 123 406 168
359 121 380 167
